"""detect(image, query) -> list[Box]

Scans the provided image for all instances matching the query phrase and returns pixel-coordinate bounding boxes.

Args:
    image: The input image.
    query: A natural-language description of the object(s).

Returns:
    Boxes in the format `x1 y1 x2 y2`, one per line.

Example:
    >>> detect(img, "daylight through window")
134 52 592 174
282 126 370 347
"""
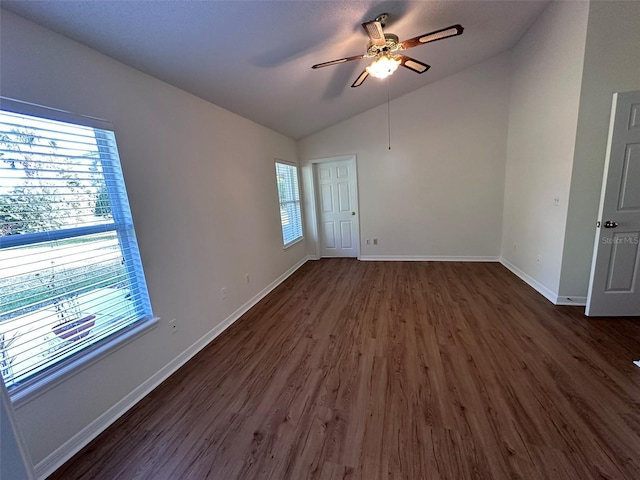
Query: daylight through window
0 100 153 394
275 161 303 247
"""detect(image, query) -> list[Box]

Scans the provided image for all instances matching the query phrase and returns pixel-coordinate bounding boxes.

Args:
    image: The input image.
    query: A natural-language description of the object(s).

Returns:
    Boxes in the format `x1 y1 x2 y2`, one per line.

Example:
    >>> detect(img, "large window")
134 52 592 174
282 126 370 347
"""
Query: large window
0 99 153 395
275 161 303 247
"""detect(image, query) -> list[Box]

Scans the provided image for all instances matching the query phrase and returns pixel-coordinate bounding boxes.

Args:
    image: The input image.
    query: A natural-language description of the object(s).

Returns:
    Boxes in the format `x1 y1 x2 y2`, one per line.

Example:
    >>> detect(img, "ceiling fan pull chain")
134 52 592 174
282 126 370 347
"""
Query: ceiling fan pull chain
387 77 391 150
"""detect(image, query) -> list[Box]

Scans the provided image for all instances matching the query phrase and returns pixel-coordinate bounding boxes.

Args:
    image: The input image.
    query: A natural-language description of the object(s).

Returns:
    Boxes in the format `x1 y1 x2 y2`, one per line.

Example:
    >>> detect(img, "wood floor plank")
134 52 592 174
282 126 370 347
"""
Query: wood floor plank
48 259 640 479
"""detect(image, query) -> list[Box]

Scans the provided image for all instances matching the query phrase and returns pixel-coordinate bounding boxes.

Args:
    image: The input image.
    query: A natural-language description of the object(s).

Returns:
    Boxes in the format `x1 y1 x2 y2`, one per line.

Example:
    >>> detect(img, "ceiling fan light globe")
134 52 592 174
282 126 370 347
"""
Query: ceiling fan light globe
366 55 401 79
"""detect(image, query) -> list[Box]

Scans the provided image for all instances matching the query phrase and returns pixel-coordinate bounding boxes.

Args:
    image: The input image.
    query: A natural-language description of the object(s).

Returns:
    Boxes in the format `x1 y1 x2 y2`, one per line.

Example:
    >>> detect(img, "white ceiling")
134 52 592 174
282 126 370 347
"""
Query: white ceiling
2 1 550 139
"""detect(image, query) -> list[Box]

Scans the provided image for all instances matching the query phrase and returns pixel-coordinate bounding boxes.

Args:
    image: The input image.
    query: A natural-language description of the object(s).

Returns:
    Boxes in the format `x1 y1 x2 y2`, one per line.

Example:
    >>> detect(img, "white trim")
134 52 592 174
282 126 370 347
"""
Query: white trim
34 255 313 480
359 255 500 262
499 257 557 304
273 157 298 167
12 318 159 408
1 375 36 479
283 236 304 249
1 96 113 131
554 296 587 307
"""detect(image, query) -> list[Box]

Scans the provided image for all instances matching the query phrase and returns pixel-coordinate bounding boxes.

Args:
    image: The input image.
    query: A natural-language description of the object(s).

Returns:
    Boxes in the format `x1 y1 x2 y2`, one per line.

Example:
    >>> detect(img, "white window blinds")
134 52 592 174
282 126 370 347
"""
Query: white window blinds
0 100 153 393
275 161 303 247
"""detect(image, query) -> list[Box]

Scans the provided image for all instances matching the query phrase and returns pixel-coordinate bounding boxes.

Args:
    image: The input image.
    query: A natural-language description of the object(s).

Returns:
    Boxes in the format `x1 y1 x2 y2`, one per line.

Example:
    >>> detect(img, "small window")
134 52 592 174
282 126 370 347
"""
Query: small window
0 99 153 394
275 161 303 247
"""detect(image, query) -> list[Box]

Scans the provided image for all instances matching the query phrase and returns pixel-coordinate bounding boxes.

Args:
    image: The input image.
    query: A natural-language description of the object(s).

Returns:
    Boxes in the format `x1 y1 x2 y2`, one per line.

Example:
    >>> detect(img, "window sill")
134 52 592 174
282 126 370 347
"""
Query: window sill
10 317 159 408
283 237 304 250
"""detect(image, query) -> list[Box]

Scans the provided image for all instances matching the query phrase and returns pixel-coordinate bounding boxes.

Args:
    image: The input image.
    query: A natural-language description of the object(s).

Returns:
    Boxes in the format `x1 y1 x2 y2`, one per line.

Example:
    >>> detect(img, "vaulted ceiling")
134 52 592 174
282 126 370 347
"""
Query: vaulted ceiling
2 1 550 139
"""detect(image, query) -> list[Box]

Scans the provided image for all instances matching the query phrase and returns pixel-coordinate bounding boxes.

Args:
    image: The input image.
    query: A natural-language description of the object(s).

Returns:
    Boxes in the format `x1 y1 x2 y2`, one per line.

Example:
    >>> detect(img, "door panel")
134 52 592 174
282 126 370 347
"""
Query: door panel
338 182 351 212
605 234 639 291
323 222 336 249
629 102 640 128
340 221 353 249
319 165 332 180
587 91 640 316
619 144 640 209
320 184 333 212
314 159 359 258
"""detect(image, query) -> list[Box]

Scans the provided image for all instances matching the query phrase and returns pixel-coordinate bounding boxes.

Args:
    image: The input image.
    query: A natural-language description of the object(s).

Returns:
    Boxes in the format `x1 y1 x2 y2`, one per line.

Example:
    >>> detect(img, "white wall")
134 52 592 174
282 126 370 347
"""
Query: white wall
500 0 589 299
0 10 306 472
299 54 511 260
558 0 640 299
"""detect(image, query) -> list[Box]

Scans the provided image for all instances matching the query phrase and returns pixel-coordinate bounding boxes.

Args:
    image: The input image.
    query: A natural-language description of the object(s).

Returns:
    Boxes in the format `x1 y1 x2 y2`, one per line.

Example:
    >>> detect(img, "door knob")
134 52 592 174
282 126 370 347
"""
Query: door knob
352 211 356 216
603 220 618 228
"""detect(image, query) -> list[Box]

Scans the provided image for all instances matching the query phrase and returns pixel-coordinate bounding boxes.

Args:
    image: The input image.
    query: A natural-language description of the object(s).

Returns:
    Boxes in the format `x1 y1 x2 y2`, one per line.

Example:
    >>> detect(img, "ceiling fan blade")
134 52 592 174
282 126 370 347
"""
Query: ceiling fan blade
398 55 431 74
351 70 369 88
362 21 386 46
400 24 464 50
311 54 366 69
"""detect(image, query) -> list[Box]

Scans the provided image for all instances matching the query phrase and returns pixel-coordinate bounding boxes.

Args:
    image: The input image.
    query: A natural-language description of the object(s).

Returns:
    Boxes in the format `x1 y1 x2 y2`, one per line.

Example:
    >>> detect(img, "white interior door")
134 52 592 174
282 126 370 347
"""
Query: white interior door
314 159 359 258
586 90 640 316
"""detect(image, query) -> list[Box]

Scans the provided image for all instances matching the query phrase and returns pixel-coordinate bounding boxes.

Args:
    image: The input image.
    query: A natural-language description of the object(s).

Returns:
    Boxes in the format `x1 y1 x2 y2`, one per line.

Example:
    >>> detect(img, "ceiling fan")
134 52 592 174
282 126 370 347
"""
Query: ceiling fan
311 13 463 88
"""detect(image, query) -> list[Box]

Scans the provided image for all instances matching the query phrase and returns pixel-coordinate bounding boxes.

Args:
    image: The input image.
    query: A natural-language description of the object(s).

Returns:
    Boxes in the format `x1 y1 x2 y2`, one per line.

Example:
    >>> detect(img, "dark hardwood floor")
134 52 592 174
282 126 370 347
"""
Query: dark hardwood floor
49 259 640 479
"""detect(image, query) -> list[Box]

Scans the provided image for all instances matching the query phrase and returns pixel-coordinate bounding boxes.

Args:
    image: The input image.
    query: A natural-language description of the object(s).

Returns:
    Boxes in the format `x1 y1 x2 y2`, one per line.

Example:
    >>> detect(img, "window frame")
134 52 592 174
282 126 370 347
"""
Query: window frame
274 159 303 248
0 97 157 404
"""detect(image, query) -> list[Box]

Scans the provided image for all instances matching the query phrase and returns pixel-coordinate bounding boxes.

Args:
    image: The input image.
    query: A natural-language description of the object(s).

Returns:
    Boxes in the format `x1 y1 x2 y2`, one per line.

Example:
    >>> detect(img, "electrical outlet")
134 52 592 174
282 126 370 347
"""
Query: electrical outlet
169 318 177 334
373 238 378 246
536 255 542 263
221 287 227 300
553 196 560 207
366 239 371 245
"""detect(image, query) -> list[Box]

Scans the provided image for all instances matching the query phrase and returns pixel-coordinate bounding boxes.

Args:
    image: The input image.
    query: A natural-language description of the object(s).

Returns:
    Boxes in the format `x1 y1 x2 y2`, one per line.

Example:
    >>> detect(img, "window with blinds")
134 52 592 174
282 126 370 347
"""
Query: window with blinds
275 161 303 247
0 99 153 394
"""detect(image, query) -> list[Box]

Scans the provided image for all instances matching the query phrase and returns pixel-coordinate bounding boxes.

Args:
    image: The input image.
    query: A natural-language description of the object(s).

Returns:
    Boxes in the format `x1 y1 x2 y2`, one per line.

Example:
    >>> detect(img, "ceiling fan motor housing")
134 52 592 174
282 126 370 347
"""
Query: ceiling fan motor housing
367 33 400 56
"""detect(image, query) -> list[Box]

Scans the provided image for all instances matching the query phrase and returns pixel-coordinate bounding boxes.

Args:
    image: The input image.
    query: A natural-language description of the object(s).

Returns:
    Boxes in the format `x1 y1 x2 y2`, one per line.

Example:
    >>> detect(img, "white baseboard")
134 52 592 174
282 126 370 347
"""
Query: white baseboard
499 259 587 307
499 257 558 304
34 255 313 480
554 296 587 306
498 259 588 307
359 255 500 262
